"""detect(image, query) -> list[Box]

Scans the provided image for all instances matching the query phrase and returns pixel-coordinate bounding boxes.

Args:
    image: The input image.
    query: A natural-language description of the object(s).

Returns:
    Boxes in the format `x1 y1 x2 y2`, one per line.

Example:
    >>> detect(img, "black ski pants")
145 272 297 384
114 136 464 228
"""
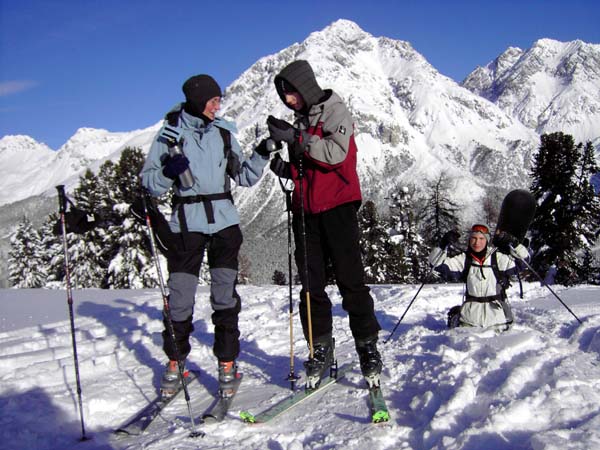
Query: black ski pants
163 225 242 362
292 202 381 343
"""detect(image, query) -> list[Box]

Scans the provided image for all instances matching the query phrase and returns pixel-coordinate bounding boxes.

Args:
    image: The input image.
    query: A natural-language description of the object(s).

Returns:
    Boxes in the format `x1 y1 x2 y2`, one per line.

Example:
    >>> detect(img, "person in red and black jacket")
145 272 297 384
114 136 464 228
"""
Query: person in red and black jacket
267 60 382 389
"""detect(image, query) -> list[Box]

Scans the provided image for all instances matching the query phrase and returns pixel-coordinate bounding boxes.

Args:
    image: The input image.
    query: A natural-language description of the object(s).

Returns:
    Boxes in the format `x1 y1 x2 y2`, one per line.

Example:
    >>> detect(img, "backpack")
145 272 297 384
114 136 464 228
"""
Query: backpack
461 250 510 295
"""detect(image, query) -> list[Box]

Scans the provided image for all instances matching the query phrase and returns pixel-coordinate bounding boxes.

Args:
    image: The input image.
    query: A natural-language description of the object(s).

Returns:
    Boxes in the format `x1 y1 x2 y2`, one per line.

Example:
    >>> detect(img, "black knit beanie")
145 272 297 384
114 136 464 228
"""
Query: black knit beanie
182 74 222 118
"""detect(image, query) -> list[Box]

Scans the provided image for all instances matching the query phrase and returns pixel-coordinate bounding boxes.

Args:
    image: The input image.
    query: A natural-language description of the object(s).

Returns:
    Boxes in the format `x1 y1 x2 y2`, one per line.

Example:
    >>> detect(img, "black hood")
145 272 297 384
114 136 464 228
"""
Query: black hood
274 60 325 111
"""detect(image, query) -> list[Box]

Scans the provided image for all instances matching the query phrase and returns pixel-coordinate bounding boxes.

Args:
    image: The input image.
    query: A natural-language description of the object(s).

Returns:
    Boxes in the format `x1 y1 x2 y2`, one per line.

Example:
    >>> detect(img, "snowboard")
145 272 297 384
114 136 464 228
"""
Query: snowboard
494 189 536 243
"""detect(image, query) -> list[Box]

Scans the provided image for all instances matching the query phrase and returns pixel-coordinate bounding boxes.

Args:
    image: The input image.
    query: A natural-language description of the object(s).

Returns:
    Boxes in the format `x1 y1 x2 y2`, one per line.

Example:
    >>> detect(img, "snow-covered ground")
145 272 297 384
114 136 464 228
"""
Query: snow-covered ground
1 282 599 450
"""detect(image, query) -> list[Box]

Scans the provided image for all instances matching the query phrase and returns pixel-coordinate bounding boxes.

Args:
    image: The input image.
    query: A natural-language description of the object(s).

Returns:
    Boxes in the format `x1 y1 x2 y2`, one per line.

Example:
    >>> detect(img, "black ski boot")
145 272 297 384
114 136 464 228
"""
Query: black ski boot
355 336 382 388
304 336 336 390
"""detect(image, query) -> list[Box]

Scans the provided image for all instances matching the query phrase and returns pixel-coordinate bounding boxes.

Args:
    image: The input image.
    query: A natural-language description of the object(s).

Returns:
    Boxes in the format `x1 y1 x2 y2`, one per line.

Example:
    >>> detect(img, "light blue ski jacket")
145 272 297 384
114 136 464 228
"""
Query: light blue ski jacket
140 105 269 234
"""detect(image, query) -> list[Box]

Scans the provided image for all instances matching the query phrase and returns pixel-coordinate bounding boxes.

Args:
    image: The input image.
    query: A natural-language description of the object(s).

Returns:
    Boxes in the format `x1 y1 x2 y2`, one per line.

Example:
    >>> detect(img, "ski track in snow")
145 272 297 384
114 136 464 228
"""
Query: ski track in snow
1 283 600 450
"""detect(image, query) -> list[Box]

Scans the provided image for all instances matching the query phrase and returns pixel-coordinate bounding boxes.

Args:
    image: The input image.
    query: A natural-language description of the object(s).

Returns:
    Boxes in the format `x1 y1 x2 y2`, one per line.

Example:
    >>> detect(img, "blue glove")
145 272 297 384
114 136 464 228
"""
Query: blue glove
159 125 183 145
162 153 190 179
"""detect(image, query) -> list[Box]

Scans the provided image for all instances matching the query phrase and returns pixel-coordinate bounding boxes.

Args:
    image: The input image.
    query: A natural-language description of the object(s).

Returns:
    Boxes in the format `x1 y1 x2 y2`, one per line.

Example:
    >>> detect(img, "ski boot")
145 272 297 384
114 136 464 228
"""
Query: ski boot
218 360 239 398
160 360 189 399
304 337 336 391
355 336 383 388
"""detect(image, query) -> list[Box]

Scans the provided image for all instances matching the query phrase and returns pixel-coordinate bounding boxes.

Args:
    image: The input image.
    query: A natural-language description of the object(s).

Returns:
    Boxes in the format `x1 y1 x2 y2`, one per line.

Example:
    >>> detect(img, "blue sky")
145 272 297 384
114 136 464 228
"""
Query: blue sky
1 0 599 150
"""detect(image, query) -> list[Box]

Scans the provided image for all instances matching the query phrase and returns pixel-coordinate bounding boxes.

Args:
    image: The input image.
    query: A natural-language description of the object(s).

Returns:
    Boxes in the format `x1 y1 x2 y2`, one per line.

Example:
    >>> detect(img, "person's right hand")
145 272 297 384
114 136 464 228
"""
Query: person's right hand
162 153 190 179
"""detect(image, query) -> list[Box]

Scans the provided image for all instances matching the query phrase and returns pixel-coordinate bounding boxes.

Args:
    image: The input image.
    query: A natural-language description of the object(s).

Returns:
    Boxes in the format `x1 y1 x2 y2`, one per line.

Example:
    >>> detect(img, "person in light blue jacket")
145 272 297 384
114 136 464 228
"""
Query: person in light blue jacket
140 74 277 397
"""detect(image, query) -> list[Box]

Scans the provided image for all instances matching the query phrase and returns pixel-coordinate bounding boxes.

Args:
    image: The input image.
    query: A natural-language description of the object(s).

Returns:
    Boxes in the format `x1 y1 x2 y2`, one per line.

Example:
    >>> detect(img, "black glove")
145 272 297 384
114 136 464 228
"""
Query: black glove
255 138 282 157
440 230 460 249
162 153 190 179
289 138 309 160
270 153 292 179
267 115 296 144
493 231 519 252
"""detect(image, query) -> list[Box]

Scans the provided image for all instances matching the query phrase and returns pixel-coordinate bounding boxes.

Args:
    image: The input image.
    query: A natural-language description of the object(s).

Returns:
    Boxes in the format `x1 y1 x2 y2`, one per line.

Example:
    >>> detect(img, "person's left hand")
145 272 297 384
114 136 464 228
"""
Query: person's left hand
493 231 519 252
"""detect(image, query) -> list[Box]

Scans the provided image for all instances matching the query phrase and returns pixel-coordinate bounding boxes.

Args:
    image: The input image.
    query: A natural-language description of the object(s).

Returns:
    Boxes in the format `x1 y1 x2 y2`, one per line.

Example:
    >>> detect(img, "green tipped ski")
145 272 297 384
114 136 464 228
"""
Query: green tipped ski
242 363 352 424
239 411 256 423
368 385 390 424
372 409 390 423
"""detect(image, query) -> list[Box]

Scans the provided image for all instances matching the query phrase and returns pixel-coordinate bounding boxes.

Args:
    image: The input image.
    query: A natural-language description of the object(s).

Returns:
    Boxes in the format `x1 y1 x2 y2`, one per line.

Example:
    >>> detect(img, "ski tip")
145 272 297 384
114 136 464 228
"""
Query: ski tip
240 411 257 424
372 410 390 423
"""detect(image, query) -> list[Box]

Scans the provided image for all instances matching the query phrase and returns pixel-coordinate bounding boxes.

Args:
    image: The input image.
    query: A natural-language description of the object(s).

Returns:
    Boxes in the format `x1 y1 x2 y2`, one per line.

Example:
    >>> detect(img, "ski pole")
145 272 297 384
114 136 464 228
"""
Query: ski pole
510 246 582 324
55 185 90 442
278 177 300 390
297 156 315 360
384 246 448 344
140 190 204 438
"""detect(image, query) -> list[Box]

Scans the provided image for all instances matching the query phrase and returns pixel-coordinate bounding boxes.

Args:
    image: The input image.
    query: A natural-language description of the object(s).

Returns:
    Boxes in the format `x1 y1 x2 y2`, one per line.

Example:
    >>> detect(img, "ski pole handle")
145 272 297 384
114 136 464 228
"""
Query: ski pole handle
56 185 67 213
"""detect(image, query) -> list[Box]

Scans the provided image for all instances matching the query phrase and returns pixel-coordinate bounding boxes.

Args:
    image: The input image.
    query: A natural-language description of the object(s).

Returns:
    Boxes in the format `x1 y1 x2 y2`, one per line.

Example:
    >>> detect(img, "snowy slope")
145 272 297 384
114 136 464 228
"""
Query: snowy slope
1 282 599 450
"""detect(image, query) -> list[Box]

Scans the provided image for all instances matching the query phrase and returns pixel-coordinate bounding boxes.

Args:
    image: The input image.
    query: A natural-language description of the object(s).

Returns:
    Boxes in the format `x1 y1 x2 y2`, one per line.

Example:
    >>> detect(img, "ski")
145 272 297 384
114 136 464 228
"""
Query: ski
240 363 352 424
368 384 390 423
114 371 198 436
201 373 244 423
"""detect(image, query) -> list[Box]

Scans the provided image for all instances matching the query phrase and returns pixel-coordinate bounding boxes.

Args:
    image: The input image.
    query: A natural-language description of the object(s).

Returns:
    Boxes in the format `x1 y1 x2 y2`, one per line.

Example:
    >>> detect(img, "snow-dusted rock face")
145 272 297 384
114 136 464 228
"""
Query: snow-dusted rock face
222 19 541 226
462 38 600 144
1 20 598 261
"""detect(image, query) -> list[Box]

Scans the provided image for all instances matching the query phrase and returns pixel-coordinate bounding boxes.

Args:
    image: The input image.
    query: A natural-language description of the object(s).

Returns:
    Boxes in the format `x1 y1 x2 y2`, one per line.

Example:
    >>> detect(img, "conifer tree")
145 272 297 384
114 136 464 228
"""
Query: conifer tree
39 213 64 287
105 147 157 288
419 174 461 247
529 132 581 285
574 142 600 245
272 270 287 286
70 169 111 287
358 201 392 283
8 217 47 288
388 186 428 282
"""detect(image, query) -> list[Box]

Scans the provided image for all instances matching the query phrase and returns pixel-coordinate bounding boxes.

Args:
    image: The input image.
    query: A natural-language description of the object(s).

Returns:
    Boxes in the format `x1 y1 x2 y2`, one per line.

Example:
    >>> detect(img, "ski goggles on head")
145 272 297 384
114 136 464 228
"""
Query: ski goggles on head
471 224 490 234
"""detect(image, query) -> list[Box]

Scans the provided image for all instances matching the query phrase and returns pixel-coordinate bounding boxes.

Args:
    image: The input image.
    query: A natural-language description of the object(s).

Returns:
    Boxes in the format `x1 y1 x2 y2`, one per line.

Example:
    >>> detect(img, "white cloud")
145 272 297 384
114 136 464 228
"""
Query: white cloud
0 80 38 96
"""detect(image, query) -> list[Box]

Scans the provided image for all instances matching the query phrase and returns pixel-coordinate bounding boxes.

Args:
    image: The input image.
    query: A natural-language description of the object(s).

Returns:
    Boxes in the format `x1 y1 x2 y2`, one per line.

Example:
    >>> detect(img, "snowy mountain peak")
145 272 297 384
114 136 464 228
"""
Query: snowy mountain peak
315 18 366 39
0 134 52 155
462 38 600 142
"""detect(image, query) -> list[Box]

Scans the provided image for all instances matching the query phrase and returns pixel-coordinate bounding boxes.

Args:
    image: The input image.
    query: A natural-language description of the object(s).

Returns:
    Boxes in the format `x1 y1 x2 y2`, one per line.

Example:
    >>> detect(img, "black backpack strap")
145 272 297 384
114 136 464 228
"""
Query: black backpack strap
490 251 511 294
461 253 473 283
462 251 510 296
172 192 234 225
217 126 240 188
